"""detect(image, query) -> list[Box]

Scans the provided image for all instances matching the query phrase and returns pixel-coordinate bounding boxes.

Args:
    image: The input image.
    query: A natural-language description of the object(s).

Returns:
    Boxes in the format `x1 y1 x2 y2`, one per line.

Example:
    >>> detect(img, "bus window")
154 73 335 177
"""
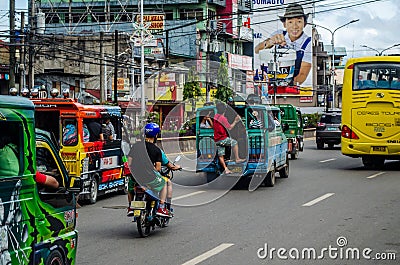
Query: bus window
353 62 400 90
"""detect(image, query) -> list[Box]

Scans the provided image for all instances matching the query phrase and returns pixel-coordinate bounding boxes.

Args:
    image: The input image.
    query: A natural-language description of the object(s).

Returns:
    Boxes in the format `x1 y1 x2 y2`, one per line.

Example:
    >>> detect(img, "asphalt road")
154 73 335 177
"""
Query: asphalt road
75 140 399 265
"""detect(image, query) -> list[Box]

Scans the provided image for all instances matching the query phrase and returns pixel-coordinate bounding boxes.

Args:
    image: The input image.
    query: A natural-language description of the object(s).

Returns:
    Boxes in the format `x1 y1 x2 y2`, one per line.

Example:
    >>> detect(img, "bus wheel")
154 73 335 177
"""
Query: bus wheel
45 250 64 265
89 176 98 204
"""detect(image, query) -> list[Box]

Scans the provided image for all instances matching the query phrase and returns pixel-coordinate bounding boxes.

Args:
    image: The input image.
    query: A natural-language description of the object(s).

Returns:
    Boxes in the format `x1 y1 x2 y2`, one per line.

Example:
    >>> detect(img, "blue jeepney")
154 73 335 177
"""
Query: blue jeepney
196 98 289 189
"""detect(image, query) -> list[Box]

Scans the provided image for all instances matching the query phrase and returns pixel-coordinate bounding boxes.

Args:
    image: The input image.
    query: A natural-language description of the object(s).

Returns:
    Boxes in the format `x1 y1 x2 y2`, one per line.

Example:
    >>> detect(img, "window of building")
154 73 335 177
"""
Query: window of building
164 10 173 20
179 9 203 21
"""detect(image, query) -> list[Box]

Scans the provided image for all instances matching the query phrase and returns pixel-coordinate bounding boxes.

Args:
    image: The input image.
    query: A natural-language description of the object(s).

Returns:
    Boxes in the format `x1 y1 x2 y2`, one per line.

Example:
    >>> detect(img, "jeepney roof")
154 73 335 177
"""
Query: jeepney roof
31 98 121 117
0 96 35 122
0 95 34 110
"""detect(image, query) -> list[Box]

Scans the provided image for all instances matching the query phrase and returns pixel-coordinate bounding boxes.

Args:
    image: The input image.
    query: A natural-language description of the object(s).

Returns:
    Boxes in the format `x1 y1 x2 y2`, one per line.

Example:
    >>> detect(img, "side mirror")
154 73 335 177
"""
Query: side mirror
68 177 82 194
174 155 181 163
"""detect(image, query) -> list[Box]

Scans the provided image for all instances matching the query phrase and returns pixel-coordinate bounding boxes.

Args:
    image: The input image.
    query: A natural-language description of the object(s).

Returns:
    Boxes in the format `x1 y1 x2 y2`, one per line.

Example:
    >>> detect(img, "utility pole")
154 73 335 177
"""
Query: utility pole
273 45 277 104
19 12 25 91
206 28 210 102
9 0 16 90
100 31 104 102
140 0 146 117
28 0 35 90
114 30 118 104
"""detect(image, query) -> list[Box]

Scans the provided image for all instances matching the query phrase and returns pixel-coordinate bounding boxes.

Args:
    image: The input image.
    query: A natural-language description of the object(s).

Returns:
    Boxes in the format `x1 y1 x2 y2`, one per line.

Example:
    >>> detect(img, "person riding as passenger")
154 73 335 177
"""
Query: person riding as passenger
127 122 171 217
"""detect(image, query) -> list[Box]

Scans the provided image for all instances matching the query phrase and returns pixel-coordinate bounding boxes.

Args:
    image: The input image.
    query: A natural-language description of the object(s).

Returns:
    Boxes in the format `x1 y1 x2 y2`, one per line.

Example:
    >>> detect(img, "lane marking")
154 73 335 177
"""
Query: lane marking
173 191 206 201
367 172 385 179
302 193 335 207
181 243 234 265
319 158 336 163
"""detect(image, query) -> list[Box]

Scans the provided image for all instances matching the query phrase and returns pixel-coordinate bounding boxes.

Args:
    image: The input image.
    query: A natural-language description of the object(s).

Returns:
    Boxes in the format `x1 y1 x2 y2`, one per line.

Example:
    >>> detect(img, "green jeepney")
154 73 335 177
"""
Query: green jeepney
0 95 79 265
196 98 289 189
275 104 304 159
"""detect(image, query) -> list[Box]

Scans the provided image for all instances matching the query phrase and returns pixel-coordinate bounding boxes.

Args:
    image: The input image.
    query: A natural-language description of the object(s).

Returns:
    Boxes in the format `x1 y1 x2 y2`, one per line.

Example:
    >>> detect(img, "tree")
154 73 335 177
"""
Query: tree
214 54 233 102
183 66 201 116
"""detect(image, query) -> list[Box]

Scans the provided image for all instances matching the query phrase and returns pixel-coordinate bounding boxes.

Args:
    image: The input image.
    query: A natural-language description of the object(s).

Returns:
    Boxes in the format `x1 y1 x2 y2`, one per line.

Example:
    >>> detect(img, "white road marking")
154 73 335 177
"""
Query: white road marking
173 191 206 201
367 172 385 179
181 243 234 265
319 158 336 163
302 193 335 207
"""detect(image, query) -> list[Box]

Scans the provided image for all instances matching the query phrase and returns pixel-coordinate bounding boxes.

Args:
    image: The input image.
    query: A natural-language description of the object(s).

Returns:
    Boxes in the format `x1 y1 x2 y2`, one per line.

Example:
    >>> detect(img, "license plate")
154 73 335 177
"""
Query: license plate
133 210 141 217
228 167 242 173
132 201 146 209
373 146 386 152
327 127 338 131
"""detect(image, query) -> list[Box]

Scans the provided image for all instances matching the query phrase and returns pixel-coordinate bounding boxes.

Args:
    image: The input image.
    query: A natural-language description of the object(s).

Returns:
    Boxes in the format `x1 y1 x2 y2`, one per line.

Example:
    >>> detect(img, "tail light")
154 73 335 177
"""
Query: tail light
341 125 359 139
317 122 326 128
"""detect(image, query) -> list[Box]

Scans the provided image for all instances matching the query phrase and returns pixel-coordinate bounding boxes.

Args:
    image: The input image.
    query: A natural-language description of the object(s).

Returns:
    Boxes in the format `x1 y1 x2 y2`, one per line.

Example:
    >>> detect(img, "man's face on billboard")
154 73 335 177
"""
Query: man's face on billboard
283 17 305 42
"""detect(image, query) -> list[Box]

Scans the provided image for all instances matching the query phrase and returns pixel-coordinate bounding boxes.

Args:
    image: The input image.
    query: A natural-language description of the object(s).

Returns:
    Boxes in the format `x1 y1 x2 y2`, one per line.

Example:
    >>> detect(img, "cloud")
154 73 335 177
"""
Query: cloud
315 0 400 58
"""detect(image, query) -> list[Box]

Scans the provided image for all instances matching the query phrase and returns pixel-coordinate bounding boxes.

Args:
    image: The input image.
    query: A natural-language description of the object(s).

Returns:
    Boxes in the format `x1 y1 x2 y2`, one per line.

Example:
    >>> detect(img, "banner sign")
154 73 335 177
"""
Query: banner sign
252 0 313 90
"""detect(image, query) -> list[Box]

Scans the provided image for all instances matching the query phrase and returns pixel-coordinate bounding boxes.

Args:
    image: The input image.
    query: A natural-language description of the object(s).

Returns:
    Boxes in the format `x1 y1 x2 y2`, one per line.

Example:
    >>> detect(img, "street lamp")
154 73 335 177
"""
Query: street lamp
361 43 400 56
312 19 359 109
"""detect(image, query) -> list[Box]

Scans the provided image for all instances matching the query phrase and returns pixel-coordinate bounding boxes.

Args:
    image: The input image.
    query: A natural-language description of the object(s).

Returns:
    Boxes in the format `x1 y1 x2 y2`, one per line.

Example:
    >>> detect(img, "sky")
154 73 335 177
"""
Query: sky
0 0 399 62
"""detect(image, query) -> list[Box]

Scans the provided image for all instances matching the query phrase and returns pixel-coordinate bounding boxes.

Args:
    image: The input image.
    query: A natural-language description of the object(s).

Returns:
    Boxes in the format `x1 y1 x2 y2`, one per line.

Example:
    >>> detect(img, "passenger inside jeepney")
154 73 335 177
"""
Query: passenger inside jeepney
0 122 20 176
86 120 104 141
248 110 263 129
36 147 63 188
200 110 213 129
102 118 115 141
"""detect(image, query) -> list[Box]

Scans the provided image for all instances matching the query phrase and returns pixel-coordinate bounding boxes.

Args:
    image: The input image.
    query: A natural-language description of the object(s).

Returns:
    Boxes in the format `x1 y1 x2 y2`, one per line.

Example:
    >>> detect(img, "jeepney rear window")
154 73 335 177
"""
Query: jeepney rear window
62 119 78 146
0 121 22 177
248 109 264 129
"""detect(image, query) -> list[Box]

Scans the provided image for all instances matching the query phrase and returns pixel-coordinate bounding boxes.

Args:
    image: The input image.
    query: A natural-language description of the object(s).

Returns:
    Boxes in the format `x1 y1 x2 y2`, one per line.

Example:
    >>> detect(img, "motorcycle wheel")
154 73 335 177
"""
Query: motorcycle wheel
137 211 151 237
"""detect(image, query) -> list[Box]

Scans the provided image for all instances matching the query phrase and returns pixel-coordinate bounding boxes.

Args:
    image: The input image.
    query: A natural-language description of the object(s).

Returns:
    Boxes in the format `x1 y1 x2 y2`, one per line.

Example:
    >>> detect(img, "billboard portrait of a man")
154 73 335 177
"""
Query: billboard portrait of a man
255 3 312 86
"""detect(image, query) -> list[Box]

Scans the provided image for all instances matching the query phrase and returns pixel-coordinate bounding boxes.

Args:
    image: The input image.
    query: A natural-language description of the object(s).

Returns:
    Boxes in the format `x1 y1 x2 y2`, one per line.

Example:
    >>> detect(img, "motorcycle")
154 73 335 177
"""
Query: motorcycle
131 155 181 237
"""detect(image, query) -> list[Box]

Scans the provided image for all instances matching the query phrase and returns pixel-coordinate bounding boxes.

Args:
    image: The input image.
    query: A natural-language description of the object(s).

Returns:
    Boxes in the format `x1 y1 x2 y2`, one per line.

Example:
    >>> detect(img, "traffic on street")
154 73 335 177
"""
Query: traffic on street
1 1 400 264
75 141 399 264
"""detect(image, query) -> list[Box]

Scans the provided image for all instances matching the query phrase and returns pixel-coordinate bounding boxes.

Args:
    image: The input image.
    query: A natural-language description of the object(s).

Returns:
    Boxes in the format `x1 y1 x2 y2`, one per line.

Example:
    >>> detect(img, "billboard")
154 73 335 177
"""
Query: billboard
252 0 313 90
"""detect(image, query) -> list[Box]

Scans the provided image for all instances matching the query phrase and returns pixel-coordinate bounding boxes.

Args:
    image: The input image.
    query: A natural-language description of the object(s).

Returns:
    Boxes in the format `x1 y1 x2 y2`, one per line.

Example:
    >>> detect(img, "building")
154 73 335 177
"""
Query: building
25 0 253 128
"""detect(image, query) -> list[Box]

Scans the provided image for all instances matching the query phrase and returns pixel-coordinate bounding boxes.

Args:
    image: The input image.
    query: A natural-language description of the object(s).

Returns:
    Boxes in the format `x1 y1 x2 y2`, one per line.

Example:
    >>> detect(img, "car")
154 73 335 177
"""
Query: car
316 112 342 149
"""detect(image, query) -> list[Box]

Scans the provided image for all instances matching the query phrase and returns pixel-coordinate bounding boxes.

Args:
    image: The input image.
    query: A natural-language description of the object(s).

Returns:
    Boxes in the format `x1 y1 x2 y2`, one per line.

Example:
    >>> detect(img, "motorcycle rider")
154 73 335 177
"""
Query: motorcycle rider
126 122 178 217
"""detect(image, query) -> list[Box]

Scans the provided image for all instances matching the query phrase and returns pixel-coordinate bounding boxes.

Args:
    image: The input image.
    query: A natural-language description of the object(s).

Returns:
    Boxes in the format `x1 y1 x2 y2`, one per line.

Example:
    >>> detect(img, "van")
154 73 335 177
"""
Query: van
196 99 289 188
0 95 79 264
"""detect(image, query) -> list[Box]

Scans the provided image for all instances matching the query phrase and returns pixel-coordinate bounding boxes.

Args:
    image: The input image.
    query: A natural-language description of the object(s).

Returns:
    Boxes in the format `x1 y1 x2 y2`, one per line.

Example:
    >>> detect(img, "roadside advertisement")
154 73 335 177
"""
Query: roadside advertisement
112 78 129 91
156 73 177 101
135 14 165 31
252 0 313 90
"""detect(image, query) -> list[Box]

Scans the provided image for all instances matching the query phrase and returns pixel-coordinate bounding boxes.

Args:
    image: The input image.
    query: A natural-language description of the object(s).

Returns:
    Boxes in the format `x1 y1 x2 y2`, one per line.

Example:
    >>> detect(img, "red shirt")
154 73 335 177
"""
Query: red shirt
35 171 47 185
213 113 231 142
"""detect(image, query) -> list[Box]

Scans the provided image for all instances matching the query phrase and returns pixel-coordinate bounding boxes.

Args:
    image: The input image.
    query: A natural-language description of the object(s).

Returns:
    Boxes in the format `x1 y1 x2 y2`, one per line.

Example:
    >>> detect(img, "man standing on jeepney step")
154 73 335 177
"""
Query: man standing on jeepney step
213 101 246 174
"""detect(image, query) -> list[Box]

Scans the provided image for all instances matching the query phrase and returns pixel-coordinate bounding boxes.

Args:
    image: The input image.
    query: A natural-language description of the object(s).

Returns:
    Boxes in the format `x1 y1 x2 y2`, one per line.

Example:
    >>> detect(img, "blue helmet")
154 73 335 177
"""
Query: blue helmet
144 122 160 138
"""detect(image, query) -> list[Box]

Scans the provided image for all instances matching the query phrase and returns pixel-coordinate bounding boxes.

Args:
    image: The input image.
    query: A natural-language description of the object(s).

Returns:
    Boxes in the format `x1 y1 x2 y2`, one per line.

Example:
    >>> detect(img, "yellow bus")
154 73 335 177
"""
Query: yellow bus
341 56 400 169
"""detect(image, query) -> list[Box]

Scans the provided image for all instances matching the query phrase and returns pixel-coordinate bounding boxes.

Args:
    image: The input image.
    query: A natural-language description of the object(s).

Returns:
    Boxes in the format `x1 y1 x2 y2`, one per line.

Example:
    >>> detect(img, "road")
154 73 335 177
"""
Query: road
75 140 399 265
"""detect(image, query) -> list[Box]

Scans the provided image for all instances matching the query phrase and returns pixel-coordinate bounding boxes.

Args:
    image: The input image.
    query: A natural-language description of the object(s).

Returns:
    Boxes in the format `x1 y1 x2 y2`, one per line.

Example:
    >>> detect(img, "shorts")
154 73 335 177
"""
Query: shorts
145 171 167 192
216 137 237 156
128 170 167 193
